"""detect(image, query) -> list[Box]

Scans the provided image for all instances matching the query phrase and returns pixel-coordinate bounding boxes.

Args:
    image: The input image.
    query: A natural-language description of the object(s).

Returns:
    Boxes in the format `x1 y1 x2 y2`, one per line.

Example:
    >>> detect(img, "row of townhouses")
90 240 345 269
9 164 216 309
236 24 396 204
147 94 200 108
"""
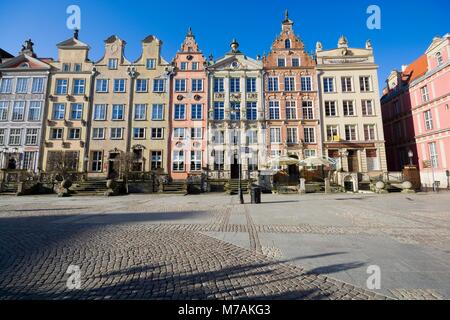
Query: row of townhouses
0 12 388 184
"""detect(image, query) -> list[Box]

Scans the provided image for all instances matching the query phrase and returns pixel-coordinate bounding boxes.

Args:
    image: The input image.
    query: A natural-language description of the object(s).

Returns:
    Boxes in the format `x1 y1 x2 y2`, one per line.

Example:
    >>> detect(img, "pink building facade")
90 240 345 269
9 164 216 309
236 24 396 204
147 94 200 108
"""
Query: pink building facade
382 34 450 189
168 29 208 180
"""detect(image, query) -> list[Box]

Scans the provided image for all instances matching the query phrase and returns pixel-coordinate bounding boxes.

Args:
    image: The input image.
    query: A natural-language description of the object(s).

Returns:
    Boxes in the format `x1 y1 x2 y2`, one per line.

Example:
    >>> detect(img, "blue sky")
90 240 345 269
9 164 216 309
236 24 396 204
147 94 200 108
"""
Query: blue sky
1 0 449 93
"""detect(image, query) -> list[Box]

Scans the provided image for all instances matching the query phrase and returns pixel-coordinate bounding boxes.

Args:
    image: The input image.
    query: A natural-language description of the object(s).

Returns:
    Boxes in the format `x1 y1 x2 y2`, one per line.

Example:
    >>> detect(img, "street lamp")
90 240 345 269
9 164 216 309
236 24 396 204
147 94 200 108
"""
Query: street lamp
408 149 414 166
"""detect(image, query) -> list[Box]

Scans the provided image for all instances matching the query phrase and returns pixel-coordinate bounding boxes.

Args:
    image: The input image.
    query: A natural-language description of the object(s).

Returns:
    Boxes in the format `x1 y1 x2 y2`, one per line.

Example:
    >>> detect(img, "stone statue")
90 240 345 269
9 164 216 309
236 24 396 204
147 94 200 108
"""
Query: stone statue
366 39 373 50
316 41 323 52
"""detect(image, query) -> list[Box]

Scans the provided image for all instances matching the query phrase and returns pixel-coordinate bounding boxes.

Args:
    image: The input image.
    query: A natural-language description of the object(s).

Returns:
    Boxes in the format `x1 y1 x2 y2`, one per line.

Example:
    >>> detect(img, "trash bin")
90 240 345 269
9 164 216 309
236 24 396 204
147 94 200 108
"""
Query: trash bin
251 186 262 204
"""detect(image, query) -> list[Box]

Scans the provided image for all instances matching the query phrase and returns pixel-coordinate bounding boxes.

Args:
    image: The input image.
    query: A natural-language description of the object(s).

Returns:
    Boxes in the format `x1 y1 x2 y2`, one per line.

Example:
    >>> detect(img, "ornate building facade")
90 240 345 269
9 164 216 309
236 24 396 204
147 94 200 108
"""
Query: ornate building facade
381 34 450 189
0 40 51 172
207 40 265 180
263 12 321 167
169 29 208 180
316 37 387 180
42 31 94 174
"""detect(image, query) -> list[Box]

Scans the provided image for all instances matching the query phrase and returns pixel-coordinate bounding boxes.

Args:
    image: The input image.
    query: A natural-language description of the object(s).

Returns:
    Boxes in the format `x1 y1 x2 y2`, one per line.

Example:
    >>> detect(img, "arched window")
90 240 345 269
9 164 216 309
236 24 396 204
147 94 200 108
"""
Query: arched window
436 52 443 66
20 63 29 68
285 39 291 49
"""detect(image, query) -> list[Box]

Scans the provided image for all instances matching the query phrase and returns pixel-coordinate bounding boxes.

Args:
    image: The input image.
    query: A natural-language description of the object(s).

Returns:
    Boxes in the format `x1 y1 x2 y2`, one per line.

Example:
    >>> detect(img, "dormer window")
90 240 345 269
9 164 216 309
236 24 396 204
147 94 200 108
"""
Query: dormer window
108 58 118 70
20 63 29 68
436 52 444 66
146 59 156 70
180 62 188 70
62 63 71 72
285 39 291 49
277 57 286 67
74 64 82 72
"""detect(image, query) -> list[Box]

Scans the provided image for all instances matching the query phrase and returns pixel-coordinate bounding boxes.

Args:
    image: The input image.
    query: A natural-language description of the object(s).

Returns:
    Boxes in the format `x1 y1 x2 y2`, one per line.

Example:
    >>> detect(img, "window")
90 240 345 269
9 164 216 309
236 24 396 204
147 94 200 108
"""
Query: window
94 104 107 120
326 125 339 141
191 79 203 92
302 101 314 120
323 77 334 93
304 149 317 158
53 103 65 120
230 103 240 121
96 79 109 93
246 102 257 120
325 101 337 117
173 151 185 171
146 59 156 70
269 101 280 120
364 124 376 141
429 142 439 168
50 128 63 140
92 128 105 139
277 57 286 67
286 101 296 120
173 128 185 139
112 104 124 120
304 127 315 143
366 149 380 171
424 110 433 130
360 76 371 92
301 76 312 91
136 79 148 92
345 125 357 141
214 102 224 120
25 128 39 145
343 100 355 116
134 104 146 120
174 104 186 120
362 100 374 116
230 78 240 93
31 78 44 93
190 151 202 171
341 77 353 92
191 104 202 120
0 129 4 145
114 79 126 93
421 86 430 103
23 151 37 170
270 128 281 144
152 104 164 120
213 130 225 144
108 58 118 70
268 77 279 91
21 103 36 126
213 150 224 170
12 101 25 121
62 63 71 72
284 77 295 91
73 79 85 95
55 79 68 95
151 151 162 170
68 128 81 140
9 129 22 145
180 62 188 70
285 39 291 49
247 130 258 144
192 62 199 70
175 79 186 92
74 64 82 72
151 128 164 139
214 78 224 93
287 127 298 144
70 103 83 120
191 128 203 140
91 151 103 172
292 57 300 67
110 128 123 140
16 78 28 93
0 78 12 93
0 101 8 120
133 128 145 139
436 52 443 66
246 78 256 92
153 79 165 92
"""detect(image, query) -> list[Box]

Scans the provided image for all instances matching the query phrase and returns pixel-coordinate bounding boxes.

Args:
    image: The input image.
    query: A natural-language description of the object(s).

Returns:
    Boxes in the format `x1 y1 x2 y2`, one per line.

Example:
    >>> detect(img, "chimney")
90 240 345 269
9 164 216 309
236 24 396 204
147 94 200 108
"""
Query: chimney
401 65 408 72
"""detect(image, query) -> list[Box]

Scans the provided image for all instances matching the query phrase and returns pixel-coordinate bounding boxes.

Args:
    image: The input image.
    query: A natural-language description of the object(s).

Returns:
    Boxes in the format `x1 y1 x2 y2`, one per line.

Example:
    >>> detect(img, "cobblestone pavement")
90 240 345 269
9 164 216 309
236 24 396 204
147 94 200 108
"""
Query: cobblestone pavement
0 192 449 300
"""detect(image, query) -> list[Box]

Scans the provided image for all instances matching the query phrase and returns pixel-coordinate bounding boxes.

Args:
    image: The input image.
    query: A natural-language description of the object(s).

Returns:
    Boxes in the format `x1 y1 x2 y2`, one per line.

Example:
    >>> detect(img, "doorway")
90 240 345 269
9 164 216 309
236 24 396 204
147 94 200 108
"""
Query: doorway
108 152 120 179
347 150 358 172
231 154 239 179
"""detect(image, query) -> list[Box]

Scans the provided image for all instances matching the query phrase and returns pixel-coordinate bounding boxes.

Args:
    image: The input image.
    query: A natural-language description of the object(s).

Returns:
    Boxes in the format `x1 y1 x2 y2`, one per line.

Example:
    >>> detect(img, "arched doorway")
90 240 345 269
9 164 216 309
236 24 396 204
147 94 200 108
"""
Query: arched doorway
7 157 17 170
287 154 299 184
344 175 355 192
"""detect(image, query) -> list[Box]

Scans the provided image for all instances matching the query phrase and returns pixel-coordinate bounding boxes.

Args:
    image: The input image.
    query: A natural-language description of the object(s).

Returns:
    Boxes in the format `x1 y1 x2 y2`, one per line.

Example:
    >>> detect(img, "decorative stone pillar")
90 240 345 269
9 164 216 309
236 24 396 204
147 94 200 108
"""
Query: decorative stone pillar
299 178 306 194
324 178 331 193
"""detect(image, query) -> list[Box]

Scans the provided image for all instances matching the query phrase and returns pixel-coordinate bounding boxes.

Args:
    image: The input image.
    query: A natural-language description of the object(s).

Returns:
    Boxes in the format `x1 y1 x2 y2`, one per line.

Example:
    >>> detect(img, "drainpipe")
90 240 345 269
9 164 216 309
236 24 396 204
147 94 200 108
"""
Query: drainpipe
83 67 98 176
